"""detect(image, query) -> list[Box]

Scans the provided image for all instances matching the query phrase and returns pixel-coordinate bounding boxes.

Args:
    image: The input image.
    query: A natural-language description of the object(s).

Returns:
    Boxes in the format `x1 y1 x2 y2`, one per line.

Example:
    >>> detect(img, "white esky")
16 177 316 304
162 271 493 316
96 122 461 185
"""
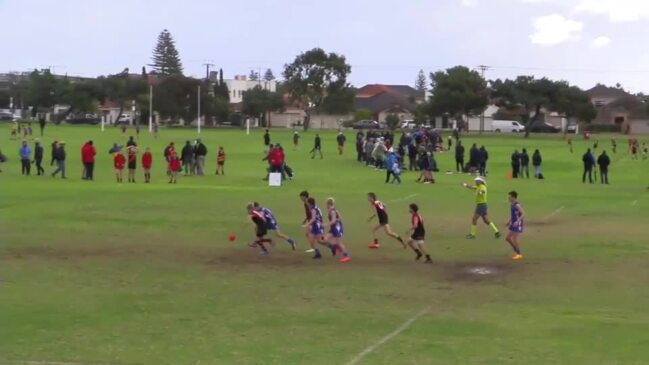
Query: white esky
1 0 648 92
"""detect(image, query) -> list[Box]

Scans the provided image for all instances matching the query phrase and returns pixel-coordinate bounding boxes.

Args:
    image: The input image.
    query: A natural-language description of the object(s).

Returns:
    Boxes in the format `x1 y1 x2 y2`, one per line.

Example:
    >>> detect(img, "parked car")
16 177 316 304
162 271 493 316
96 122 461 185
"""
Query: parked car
492 120 526 133
530 121 561 133
0 111 19 121
66 114 101 125
400 120 417 129
566 123 578 134
116 114 132 124
352 120 380 129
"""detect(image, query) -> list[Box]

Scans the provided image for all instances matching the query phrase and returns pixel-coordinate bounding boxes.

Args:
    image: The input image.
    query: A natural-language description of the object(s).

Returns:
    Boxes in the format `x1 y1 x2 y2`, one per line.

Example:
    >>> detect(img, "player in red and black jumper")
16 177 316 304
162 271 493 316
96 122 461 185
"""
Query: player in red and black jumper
367 192 406 249
247 203 272 256
406 203 432 263
300 191 316 253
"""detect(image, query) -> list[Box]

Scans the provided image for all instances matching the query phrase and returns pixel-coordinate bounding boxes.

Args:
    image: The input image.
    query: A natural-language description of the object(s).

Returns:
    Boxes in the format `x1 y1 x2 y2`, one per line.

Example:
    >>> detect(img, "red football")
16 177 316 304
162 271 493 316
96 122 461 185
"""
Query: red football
228 234 236 242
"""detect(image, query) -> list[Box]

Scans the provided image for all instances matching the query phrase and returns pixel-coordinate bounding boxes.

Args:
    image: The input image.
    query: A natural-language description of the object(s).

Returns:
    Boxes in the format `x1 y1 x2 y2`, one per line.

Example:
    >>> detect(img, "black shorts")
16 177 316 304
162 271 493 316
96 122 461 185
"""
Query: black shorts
378 213 389 226
256 227 268 238
411 233 425 241
128 161 136 169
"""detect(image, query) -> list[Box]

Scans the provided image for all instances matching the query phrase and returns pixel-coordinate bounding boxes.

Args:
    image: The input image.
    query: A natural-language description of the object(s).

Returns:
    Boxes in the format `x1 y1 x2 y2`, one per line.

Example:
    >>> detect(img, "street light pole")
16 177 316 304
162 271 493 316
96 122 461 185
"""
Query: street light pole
197 84 201 134
477 65 490 134
148 85 153 132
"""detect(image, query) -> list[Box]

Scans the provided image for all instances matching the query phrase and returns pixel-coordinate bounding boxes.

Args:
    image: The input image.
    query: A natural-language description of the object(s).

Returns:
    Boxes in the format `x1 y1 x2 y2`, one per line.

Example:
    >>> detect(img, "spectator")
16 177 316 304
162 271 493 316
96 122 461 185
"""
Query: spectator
597 150 610 184
153 122 159 139
108 143 121 154
34 140 44 176
337 132 346 155
372 138 387 169
195 138 207 175
51 141 66 179
356 131 364 162
469 143 479 172
310 134 323 159
478 146 488 177
216 146 226 175
163 142 174 175
181 141 194 176
293 131 300 150
264 129 271 152
520 148 530 179
135 123 141 138
582 148 595 184
20 140 32 175
127 146 137 183
455 141 465 173
142 147 152 183
0 149 6 172
532 149 542 179
81 140 96 181
50 140 58 166
168 145 181 184
126 136 137 148
364 137 375 166
447 135 453 150
511 149 521 178
385 148 397 183
38 115 46 137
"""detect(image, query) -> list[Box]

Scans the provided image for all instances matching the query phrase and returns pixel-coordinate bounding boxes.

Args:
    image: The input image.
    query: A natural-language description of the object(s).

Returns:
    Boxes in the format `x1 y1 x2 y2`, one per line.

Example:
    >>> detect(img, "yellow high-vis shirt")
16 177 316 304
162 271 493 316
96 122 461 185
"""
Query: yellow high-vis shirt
475 184 487 204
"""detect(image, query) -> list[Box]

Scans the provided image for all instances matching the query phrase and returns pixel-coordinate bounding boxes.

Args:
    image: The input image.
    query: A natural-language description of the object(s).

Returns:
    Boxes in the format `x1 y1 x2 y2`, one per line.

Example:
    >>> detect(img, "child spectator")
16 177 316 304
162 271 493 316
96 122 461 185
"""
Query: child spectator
127 146 137 183
113 149 126 183
142 147 152 183
216 146 226 175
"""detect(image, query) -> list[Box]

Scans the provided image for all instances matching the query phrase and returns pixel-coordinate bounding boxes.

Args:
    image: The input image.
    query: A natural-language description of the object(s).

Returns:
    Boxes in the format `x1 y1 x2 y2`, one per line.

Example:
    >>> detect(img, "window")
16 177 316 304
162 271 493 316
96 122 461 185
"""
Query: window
239 90 243 97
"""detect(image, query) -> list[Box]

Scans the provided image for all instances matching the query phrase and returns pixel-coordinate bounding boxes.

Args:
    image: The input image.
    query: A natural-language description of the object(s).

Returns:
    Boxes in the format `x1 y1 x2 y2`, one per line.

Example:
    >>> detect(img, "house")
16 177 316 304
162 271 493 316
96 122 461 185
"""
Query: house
586 84 649 134
354 84 425 122
223 74 277 104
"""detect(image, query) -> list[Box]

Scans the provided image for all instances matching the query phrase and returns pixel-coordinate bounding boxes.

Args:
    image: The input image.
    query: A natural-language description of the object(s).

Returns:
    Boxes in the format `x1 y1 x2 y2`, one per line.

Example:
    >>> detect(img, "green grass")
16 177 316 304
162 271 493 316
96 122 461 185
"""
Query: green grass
1 125 648 365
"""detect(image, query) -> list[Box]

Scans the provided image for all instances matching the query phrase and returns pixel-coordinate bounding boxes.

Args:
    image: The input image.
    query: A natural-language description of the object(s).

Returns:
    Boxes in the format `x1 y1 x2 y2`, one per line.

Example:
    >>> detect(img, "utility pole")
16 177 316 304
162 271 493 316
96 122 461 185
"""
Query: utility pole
202 61 215 80
477 65 491 134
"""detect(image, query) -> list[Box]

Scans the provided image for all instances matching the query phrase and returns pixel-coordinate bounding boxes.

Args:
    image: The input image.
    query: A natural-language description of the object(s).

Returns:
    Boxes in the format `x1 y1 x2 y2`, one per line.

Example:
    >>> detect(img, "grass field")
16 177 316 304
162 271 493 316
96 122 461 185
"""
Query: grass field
1 125 648 365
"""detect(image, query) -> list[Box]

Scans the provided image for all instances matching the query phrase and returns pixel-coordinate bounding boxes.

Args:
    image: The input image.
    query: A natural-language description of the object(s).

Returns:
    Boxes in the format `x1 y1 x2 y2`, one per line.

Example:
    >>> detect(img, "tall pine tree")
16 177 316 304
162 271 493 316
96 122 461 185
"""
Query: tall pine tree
415 69 427 93
150 29 184 76
263 68 275 82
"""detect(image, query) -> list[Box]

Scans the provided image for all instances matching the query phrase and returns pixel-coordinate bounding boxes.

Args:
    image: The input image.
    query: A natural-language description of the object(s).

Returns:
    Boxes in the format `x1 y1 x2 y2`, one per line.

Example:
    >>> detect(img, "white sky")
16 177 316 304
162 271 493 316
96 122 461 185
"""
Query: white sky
1 0 648 92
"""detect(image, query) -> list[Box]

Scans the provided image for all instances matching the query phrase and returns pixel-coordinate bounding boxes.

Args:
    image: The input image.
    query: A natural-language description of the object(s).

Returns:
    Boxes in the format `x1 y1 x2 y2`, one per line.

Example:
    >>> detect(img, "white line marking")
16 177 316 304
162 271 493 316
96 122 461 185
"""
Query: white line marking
632 200 638 206
391 193 419 203
3 361 131 365
346 306 430 365
544 206 564 221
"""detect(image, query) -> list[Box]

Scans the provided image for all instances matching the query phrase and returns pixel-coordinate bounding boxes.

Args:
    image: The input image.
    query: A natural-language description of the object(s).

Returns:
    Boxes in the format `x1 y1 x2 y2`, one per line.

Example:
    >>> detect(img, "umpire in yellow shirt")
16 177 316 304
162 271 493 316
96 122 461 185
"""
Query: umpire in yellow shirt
462 176 501 239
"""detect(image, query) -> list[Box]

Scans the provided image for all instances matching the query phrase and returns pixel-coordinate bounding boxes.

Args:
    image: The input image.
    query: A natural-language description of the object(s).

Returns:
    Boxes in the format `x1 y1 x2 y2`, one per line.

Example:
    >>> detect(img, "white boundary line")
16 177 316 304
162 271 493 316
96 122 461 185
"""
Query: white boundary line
544 206 565 221
3 361 131 365
391 193 419 203
346 306 430 365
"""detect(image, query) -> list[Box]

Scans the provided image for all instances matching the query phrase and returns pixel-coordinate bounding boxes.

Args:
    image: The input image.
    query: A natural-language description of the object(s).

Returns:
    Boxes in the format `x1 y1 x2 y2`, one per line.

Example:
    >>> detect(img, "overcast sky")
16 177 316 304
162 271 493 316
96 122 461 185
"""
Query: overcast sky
1 0 648 92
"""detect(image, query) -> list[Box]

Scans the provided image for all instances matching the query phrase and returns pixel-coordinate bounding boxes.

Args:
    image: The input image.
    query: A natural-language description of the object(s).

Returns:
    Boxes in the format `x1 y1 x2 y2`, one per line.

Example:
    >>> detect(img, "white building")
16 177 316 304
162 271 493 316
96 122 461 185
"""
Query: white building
225 75 277 104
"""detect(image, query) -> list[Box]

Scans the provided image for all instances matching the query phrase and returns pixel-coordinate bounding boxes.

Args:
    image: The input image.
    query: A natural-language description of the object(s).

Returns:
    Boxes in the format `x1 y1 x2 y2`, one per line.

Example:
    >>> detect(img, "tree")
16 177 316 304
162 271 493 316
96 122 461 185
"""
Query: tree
385 113 401 131
491 76 595 137
98 71 148 123
149 29 184 76
263 68 275 82
26 69 58 116
427 66 488 130
282 48 352 130
248 70 259 81
354 108 373 121
153 75 198 124
241 86 284 127
320 86 355 114
415 69 427 93
55 78 102 121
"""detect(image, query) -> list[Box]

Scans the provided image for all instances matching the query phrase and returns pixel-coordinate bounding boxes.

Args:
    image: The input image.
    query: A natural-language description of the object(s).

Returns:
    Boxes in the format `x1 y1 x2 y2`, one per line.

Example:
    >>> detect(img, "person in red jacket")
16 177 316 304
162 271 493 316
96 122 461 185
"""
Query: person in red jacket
81 140 96 181
168 146 181 184
113 149 126 183
127 146 138 183
142 147 153 183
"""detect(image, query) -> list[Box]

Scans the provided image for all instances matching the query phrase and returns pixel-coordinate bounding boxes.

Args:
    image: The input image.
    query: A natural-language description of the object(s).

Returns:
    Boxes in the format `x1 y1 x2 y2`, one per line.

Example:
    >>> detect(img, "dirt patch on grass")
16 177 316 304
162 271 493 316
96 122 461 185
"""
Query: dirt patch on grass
441 261 521 282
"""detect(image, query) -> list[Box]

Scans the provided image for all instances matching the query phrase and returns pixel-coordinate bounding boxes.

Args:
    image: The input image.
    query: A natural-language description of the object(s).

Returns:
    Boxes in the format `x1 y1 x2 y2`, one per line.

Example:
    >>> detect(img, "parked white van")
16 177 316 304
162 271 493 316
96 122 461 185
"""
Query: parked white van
492 120 525 133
